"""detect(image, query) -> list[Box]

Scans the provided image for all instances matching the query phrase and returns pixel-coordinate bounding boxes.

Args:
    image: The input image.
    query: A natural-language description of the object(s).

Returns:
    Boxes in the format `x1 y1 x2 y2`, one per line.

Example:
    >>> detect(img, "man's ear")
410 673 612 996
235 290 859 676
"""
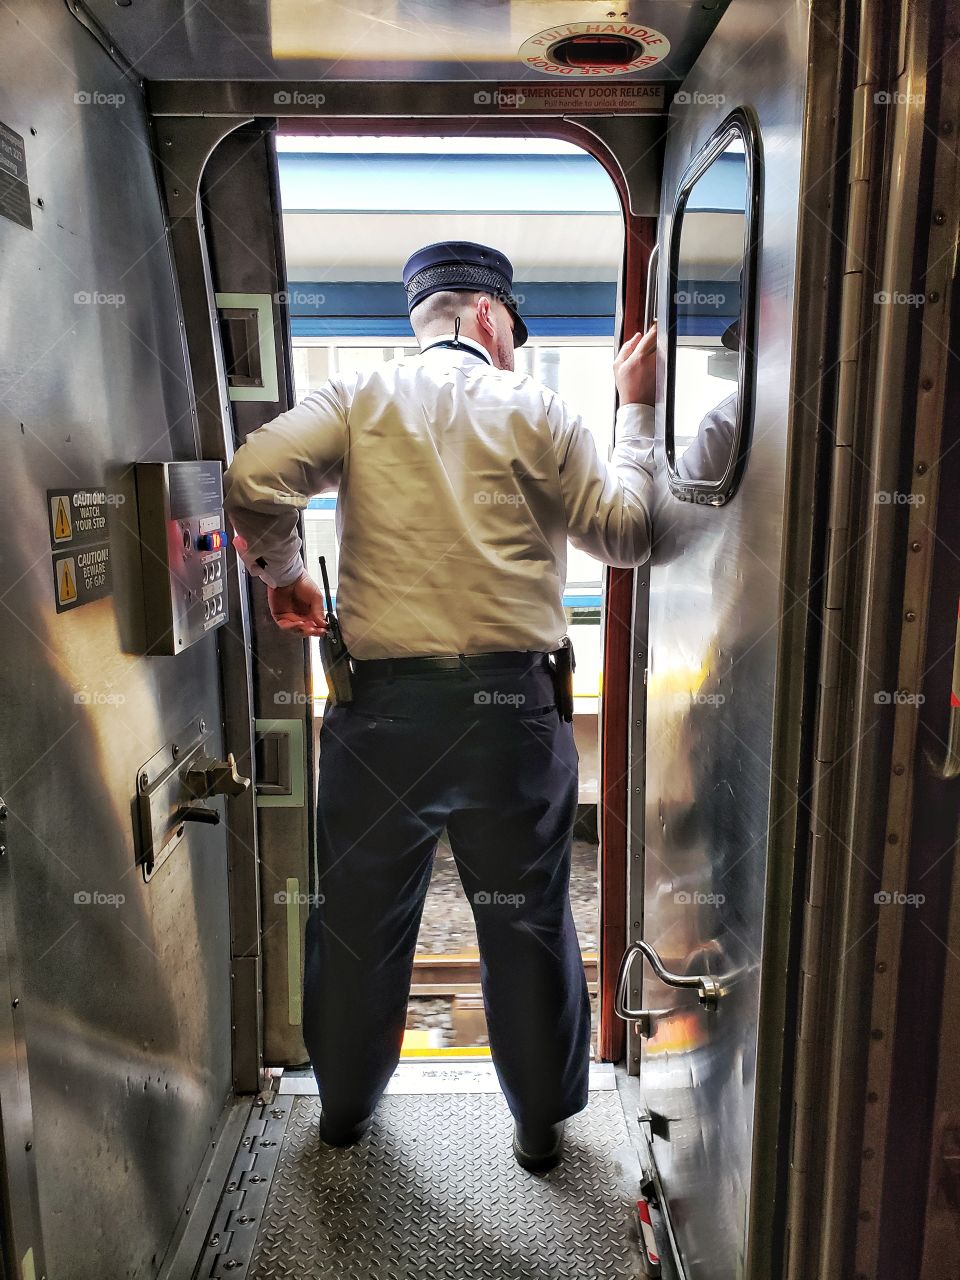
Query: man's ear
475 295 495 337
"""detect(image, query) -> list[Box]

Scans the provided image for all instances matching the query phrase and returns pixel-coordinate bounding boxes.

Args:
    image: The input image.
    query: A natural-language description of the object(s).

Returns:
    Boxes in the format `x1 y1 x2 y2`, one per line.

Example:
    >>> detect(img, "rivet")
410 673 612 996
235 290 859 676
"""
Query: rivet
633 921 641 928
12 997 19 1008
905 611 916 622
893 763 905 775
921 376 934 390
934 210 946 225
876 961 887 973
139 772 149 791
916 461 928 475
911 541 922 552
887 832 899 844
36 197 43 208
172 744 180 759
928 290 940 303
25 1141 32 1152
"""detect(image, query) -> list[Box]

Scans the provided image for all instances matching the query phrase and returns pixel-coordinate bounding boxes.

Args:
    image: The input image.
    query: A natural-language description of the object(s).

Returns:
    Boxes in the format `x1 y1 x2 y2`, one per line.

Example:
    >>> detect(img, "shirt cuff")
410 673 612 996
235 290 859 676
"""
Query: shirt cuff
615 402 655 440
237 545 306 590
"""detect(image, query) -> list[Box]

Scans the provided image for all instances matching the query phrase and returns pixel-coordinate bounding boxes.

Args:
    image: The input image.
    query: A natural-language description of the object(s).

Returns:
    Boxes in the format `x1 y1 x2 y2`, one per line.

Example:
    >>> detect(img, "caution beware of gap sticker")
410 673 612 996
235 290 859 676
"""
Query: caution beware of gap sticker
46 488 114 613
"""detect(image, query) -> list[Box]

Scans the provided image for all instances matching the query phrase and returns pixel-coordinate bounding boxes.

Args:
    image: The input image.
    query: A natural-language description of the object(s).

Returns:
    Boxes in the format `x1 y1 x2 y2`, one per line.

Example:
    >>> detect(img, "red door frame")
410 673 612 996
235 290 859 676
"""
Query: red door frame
280 115 657 1061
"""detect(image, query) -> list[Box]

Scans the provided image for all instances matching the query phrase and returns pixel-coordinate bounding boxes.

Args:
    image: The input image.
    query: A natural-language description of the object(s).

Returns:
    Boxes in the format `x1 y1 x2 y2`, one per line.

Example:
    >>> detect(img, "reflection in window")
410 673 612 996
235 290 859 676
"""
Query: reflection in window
670 133 750 487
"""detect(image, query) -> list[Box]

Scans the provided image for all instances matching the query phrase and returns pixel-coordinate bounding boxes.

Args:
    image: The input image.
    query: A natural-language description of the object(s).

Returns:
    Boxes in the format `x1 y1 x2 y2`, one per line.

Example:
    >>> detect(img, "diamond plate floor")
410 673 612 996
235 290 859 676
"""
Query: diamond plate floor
246 1092 645 1279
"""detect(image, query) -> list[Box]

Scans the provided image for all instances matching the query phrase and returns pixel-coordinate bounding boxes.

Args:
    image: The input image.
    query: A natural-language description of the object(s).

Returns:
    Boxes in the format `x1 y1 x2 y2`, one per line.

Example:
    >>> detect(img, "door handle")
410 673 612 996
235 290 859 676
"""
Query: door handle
643 242 659 332
614 940 723 1026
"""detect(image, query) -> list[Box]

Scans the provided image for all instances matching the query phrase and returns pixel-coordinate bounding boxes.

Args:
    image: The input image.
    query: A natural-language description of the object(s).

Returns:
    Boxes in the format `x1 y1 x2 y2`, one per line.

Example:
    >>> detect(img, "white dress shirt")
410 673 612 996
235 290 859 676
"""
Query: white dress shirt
223 335 656 659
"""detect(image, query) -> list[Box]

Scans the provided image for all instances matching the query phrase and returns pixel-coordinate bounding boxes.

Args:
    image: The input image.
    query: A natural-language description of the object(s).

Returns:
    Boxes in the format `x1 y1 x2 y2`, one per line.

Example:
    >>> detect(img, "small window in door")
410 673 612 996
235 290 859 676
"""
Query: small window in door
665 108 762 504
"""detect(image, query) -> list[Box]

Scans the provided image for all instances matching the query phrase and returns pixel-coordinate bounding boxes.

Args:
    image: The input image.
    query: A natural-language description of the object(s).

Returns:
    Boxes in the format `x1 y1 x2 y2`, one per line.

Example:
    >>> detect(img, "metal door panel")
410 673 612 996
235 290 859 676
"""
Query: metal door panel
639 2 809 1276
0 3 234 1275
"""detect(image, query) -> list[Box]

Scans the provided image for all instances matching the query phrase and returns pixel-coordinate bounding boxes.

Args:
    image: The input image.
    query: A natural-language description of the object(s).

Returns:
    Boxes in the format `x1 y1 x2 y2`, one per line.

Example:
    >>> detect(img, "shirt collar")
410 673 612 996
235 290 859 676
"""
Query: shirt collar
419 333 493 366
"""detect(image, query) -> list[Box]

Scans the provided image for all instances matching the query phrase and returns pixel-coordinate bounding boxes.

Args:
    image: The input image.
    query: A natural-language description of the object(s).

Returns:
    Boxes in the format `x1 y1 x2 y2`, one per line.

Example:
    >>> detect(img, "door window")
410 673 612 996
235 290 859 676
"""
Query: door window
665 109 762 503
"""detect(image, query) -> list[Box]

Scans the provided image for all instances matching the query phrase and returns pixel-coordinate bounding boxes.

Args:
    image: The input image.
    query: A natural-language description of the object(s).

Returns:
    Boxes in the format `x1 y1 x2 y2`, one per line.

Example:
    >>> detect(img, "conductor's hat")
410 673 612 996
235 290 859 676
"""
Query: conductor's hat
402 240 528 347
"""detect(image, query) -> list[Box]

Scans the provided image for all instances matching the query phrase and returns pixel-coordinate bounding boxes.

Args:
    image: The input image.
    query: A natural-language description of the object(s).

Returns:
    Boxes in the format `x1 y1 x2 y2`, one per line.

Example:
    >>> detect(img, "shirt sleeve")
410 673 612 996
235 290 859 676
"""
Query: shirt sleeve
548 395 657 568
222 380 348 588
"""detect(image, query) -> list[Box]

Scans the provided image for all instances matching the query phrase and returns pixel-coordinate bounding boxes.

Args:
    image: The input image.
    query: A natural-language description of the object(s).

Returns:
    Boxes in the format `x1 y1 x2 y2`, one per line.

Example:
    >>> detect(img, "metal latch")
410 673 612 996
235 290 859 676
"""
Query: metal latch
136 738 250 880
183 753 251 799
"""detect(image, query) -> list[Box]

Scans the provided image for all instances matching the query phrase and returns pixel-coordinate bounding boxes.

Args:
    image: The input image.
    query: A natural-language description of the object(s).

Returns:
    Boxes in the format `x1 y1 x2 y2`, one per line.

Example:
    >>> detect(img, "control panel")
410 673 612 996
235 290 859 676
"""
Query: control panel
135 461 229 655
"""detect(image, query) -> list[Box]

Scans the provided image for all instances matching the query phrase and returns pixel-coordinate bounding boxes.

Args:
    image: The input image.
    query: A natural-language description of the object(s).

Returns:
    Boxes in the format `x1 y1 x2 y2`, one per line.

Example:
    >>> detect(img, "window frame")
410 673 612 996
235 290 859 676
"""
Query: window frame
664 106 763 506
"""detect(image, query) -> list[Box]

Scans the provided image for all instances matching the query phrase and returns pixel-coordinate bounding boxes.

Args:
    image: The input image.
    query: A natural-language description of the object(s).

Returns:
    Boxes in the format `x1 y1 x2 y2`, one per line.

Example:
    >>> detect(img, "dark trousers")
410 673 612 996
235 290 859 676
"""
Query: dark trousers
302 654 591 1128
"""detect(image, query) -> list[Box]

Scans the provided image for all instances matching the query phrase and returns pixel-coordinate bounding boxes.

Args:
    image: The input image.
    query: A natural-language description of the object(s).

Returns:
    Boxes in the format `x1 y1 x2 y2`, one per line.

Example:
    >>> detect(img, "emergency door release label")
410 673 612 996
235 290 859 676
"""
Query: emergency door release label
489 82 665 112
47 488 114 613
0 122 33 230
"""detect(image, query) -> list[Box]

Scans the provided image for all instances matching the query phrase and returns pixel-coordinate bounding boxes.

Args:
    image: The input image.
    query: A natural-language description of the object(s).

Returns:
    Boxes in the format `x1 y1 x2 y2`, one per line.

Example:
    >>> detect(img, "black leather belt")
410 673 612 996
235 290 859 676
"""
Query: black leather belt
353 650 552 677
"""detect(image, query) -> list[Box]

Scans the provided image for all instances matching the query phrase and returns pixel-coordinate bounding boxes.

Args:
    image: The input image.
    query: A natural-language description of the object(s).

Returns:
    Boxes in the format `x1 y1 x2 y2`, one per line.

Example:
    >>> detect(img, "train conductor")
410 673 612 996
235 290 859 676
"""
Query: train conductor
223 240 658 1173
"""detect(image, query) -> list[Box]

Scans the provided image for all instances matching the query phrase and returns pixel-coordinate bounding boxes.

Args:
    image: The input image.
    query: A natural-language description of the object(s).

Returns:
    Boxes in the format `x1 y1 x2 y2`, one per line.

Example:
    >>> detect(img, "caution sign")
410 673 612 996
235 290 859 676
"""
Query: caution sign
47 488 113 549
52 544 112 613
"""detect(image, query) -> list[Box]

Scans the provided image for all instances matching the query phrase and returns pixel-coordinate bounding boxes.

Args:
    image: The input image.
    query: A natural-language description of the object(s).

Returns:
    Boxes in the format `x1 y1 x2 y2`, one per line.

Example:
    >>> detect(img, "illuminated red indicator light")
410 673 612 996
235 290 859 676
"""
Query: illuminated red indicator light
197 531 225 551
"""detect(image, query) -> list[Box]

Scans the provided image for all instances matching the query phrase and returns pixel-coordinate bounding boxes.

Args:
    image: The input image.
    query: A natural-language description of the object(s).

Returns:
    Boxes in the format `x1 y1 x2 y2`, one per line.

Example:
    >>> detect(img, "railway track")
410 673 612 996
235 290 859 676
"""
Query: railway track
411 952 599 997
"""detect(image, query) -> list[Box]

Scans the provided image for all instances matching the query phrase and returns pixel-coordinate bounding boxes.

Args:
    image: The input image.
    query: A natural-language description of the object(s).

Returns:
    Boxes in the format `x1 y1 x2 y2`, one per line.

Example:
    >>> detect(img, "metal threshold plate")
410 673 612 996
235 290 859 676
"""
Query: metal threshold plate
199 1084 645 1278
278 1060 618 1095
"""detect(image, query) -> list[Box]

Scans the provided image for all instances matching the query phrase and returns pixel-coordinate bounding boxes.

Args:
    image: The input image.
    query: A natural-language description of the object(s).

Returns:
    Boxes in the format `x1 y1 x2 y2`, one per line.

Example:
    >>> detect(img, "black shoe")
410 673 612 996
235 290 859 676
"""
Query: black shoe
512 1120 565 1173
318 1111 373 1148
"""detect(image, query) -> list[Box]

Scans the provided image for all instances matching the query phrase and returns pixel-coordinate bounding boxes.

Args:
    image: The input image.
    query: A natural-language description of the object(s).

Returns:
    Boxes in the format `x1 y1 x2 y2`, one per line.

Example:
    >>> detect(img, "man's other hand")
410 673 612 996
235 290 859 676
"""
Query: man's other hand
614 323 657 407
268 573 328 637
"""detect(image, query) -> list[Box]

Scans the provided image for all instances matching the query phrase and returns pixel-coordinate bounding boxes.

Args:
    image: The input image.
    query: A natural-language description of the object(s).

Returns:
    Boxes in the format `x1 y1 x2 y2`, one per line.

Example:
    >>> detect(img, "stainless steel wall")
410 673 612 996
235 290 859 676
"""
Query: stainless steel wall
0 3 233 1275
636 1 810 1277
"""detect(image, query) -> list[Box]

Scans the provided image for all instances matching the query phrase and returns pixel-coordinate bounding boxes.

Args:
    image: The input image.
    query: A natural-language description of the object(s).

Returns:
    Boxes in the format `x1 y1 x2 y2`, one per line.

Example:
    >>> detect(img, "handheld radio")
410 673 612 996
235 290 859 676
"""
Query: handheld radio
317 556 353 705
